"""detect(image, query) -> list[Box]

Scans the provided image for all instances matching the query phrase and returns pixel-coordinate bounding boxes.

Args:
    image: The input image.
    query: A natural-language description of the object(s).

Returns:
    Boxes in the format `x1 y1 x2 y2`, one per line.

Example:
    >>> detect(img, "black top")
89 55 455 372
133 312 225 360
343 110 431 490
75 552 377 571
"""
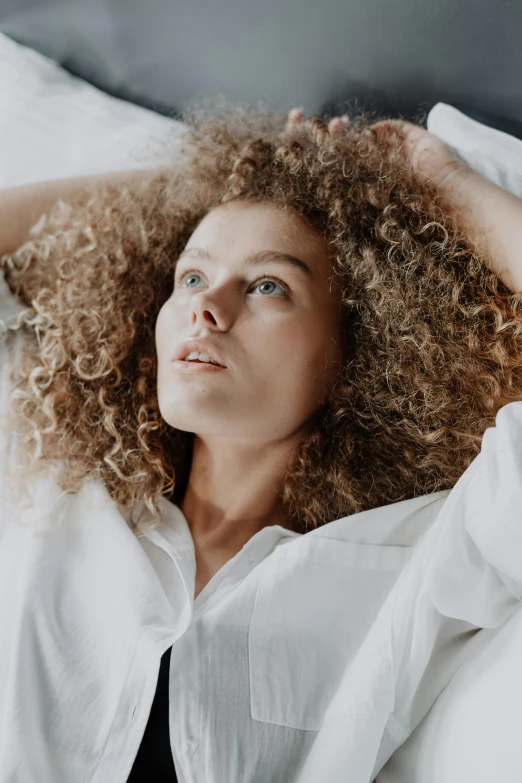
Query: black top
127 645 178 782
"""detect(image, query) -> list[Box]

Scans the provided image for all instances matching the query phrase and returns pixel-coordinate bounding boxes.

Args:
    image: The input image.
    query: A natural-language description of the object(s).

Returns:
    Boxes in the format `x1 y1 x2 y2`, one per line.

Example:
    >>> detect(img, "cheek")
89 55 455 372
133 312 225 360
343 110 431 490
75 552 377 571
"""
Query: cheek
259 320 336 383
155 302 178 356
154 309 165 356
288 315 342 395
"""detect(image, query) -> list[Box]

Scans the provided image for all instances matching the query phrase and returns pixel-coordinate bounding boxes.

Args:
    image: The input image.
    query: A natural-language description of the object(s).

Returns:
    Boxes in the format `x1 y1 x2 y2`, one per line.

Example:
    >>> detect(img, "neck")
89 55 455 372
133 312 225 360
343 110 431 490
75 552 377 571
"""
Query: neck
180 434 301 546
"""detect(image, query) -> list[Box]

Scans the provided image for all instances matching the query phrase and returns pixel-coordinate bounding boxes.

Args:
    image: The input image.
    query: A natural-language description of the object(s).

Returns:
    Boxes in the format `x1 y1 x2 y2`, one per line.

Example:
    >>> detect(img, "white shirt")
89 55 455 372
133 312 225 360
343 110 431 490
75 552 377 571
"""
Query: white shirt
1 273 522 783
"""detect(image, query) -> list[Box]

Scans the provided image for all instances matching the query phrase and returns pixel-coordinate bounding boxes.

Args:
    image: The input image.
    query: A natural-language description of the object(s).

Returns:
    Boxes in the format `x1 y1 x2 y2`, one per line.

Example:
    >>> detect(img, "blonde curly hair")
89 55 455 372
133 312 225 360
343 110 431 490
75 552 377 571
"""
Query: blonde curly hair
2 99 522 535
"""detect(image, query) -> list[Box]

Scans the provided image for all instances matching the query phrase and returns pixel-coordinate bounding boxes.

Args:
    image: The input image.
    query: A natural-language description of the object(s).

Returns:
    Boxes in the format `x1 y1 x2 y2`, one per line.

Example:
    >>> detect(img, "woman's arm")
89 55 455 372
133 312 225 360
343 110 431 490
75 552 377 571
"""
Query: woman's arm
0 166 167 257
296 400 522 783
435 163 522 295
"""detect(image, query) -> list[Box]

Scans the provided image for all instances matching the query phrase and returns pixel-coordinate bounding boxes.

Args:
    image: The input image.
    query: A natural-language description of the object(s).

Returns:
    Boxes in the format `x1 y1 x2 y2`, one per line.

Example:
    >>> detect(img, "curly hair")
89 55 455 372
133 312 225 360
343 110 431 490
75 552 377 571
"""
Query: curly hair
2 98 522 535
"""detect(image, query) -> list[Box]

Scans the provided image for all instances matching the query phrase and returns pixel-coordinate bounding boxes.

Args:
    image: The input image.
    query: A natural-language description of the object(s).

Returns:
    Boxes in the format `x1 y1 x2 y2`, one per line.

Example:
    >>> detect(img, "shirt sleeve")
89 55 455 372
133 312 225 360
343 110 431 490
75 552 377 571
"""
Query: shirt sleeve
376 400 522 777
295 400 522 783
0 272 26 536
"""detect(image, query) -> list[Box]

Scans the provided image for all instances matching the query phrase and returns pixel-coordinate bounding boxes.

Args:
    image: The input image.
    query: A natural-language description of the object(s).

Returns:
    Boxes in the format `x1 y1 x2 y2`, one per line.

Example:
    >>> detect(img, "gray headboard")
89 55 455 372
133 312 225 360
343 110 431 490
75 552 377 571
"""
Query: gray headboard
1 0 521 137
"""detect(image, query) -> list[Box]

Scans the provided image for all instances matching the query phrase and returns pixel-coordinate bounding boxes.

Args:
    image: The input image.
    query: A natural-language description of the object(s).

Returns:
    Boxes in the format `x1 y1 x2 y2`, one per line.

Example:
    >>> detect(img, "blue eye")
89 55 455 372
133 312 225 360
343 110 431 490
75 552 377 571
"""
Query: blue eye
253 279 287 297
181 273 205 289
175 270 290 297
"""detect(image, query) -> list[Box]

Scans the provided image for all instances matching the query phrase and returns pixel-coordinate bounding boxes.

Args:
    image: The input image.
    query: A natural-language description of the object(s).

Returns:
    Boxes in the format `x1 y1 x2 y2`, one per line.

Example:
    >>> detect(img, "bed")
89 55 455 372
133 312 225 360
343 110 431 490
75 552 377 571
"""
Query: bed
1 2 521 779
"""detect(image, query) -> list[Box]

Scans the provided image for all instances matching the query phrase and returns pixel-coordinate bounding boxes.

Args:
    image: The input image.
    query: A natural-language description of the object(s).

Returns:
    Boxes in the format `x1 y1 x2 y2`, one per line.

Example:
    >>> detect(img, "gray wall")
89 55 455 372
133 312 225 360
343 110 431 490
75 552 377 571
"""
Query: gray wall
1 0 521 134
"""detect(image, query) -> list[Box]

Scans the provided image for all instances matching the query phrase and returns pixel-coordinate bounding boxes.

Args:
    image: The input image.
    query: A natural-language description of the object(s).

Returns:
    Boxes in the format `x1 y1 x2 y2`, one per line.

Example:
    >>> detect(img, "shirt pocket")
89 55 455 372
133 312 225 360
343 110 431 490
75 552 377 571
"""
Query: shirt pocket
248 536 411 731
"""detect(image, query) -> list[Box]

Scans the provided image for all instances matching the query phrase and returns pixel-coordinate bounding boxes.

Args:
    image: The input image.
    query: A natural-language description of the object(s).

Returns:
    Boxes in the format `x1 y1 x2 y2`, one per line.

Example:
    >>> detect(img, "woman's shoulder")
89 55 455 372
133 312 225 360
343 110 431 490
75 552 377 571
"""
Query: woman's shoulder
0 271 27 418
316 490 451 550
2 470 134 535
1 273 28 532
0 271 26 335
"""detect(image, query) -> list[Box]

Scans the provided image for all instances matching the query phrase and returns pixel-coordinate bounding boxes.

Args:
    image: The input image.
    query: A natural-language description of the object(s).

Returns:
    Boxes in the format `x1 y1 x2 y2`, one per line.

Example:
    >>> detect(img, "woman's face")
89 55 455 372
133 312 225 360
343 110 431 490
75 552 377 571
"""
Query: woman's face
155 200 343 442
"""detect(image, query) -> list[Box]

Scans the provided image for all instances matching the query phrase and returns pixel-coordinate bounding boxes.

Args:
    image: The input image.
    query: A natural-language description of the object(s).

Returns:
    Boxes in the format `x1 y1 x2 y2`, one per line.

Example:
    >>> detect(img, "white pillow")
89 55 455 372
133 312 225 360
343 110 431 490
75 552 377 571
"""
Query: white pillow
427 101 522 198
1 37 519 202
0 31 187 189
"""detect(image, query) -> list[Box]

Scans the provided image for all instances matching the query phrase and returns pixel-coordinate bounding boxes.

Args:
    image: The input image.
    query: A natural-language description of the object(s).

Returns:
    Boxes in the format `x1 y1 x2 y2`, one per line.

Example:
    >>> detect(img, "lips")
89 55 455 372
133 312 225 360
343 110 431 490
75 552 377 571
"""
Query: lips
173 338 227 368
170 359 226 374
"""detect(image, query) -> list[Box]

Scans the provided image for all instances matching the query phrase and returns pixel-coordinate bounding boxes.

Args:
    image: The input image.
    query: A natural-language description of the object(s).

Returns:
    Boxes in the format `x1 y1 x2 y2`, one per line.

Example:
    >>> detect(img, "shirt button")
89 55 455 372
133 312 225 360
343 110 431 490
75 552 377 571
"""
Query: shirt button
180 739 197 756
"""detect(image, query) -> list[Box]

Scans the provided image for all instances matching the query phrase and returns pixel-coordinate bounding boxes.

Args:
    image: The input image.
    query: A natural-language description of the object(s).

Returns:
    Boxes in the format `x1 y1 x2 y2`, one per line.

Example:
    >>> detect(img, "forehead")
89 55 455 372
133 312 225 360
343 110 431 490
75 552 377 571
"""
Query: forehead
186 201 333 272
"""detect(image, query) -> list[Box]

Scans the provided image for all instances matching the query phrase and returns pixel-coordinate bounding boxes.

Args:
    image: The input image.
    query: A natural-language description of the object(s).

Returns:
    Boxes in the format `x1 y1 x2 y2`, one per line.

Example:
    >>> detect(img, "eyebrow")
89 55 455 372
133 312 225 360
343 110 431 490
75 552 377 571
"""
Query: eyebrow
177 246 313 277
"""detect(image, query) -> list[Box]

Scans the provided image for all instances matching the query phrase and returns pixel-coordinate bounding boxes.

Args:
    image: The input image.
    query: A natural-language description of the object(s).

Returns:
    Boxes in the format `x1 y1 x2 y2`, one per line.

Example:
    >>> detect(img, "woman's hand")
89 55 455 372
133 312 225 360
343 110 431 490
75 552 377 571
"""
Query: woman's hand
284 109 522 294
284 108 349 139
372 119 522 294
370 118 466 190
285 109 468 187
285 108 466 189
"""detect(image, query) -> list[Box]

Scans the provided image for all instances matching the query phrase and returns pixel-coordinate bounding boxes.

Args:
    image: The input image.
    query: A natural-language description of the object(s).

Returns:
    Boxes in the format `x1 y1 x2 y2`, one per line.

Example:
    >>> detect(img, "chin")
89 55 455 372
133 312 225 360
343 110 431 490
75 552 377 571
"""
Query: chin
160 417 194 434
158 402 222 435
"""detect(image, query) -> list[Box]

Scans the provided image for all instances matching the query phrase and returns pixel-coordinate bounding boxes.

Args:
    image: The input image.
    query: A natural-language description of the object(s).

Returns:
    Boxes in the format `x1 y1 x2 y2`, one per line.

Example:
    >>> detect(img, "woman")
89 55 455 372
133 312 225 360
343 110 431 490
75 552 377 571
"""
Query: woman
1 103 522 783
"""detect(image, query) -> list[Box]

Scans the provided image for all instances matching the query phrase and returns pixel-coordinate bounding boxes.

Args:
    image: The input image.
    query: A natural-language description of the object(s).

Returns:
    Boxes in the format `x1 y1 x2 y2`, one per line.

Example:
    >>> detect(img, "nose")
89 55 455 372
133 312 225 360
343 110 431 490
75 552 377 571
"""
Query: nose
190 289 231 330
192 305 217 327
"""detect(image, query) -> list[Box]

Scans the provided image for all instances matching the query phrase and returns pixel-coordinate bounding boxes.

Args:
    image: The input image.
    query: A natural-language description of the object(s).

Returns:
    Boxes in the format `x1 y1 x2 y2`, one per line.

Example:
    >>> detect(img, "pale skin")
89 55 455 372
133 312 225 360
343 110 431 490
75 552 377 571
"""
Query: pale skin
155 108 522 600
